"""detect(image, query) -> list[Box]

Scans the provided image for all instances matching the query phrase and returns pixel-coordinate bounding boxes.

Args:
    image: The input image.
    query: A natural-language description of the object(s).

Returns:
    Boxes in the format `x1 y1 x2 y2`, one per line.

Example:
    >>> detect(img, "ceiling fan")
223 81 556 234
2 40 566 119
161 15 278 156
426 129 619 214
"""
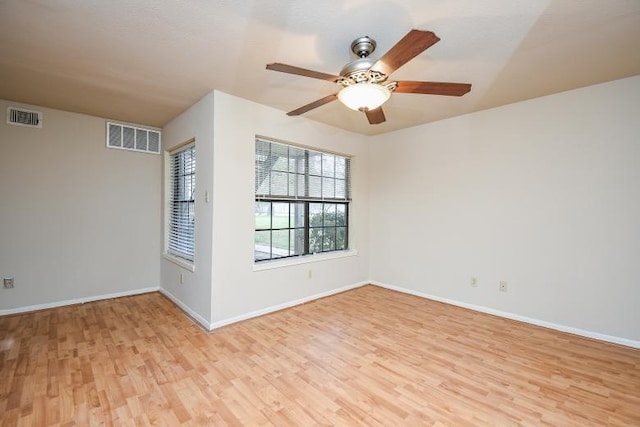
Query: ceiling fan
266 29 472 125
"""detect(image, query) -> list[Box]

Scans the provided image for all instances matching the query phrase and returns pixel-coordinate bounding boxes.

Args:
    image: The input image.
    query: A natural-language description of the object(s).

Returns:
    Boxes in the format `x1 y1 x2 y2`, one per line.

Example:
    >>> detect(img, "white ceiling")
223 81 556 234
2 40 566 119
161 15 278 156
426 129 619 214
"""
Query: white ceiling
1 0 639 136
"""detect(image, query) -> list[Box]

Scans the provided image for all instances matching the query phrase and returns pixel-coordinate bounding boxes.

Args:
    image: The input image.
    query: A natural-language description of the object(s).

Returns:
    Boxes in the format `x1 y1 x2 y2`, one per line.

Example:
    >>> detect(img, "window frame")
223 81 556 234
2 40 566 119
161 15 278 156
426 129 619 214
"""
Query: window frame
255 137 351 263
164 139 196 270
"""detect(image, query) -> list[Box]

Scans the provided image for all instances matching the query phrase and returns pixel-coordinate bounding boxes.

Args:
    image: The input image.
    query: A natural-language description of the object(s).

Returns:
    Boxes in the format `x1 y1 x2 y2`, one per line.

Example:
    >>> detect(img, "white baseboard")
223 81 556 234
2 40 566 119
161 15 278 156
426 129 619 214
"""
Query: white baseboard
10 281 633 350
158 288 212 330
0 281 369 333
370 281 640 350
0 286 160 316
208 281 369 330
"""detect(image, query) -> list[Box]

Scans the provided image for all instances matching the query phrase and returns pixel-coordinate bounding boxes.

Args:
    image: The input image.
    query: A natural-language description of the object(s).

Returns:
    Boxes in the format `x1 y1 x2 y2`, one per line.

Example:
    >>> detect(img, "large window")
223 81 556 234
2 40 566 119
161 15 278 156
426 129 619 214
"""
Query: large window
255 138 351 262
167 142 196 264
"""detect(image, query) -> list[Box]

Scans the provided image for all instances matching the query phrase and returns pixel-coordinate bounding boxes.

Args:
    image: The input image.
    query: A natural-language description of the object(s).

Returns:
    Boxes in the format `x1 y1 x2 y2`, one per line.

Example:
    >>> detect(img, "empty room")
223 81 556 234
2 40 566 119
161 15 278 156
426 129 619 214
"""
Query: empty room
1 0 639 425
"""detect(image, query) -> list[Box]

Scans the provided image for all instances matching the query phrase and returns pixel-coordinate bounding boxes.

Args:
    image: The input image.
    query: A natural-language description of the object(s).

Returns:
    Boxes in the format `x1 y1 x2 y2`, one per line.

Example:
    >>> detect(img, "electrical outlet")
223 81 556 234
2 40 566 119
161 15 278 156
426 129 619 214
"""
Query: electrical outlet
499 281 508 292
307 269 313 279
470 277 478 287
3 278 14 289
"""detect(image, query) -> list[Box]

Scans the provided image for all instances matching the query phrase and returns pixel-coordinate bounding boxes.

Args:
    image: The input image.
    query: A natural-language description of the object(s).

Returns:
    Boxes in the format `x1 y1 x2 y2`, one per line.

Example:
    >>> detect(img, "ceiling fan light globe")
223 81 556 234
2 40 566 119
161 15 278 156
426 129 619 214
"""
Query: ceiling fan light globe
338 83 391 111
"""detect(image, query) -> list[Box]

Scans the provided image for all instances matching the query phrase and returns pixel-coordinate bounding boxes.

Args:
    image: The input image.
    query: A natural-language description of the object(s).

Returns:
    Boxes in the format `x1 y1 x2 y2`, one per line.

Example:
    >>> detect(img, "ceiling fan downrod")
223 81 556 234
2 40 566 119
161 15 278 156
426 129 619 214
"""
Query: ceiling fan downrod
350 36 376 58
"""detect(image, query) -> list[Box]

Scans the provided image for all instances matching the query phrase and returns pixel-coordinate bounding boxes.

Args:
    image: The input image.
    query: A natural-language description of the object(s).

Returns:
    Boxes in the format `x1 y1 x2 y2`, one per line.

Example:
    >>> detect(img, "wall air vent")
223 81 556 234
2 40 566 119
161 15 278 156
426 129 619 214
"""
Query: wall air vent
106 122 161 154
7 107 42 128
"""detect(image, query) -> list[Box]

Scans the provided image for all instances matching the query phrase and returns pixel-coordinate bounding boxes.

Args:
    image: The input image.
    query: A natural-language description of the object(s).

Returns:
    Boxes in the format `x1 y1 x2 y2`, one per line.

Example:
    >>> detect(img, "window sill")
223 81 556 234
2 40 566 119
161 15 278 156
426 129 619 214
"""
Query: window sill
253 249 358 272
163 253 195 272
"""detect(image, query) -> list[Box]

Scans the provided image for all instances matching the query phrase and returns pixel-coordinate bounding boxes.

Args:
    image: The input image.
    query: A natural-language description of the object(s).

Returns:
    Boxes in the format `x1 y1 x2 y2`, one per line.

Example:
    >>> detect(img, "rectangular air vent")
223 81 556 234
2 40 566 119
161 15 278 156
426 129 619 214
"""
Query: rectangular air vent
7 107 42 128
106 122 161 154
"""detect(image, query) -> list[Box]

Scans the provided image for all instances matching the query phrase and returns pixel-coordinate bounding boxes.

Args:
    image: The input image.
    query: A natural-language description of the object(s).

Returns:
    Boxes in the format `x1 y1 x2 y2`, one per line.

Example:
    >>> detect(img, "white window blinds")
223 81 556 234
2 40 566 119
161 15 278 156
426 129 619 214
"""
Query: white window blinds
255 139 351 201
168 144 196 262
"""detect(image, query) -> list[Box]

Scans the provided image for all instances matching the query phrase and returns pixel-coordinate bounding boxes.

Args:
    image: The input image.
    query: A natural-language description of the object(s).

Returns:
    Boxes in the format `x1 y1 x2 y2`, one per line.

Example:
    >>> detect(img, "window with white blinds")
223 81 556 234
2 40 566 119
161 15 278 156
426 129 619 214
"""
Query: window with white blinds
167 143 196 263
255 138 351 201
255 138 351 262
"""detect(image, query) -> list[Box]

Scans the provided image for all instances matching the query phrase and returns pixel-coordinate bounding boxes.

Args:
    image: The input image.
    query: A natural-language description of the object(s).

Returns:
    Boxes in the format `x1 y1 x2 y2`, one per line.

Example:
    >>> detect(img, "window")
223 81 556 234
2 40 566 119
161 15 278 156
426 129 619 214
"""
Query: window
255 138 351 262
166 142 196 264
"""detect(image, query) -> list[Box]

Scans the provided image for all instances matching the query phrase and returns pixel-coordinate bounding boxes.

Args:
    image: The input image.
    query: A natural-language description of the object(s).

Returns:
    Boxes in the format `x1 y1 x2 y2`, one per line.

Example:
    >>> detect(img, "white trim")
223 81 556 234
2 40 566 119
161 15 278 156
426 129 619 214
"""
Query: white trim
163 253 196 272
209 280 369 330
158 288 212 330
253 249 358 271
370 281 640 350
166 138 195 154
0 287 159 316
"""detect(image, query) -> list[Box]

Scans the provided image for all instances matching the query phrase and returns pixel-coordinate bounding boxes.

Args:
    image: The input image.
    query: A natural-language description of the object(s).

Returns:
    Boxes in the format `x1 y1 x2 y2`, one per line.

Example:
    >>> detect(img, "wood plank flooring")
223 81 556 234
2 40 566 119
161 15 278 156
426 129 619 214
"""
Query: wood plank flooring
1 285 639 426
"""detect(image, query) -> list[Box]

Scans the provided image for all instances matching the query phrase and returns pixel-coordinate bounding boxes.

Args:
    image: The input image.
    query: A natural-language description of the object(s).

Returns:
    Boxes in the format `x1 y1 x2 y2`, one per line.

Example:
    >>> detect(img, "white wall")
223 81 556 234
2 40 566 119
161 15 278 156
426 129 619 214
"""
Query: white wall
160 92 215 326
0 100 161 311
369 76 640 342
210 91 370 325
5 77 637 345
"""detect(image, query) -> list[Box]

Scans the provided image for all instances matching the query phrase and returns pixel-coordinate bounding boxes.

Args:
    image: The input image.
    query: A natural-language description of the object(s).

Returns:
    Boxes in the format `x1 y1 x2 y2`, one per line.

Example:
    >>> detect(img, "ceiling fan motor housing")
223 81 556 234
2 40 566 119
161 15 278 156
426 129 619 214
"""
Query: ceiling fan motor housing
339 58 377 77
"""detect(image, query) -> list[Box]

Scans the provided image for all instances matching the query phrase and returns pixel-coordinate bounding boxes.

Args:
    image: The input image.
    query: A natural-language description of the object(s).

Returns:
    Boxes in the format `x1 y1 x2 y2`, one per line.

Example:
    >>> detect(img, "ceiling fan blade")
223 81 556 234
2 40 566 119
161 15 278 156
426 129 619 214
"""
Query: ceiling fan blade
286 94 338 116
266 63 340 82
371 30 440 76
395 81 472 96
365 107 386 125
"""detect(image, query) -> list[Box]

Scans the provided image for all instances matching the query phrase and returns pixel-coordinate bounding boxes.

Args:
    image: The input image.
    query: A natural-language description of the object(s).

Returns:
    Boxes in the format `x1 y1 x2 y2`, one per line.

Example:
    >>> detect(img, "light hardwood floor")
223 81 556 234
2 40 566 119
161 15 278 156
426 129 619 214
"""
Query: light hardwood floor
1 285 639 426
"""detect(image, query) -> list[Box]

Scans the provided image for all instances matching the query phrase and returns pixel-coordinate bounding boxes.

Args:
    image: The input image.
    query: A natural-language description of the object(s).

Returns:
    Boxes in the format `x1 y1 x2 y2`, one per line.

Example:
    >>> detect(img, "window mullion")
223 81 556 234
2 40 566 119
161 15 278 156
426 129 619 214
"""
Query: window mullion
304 151 309 198
304 201 310 256
345 203 349 250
